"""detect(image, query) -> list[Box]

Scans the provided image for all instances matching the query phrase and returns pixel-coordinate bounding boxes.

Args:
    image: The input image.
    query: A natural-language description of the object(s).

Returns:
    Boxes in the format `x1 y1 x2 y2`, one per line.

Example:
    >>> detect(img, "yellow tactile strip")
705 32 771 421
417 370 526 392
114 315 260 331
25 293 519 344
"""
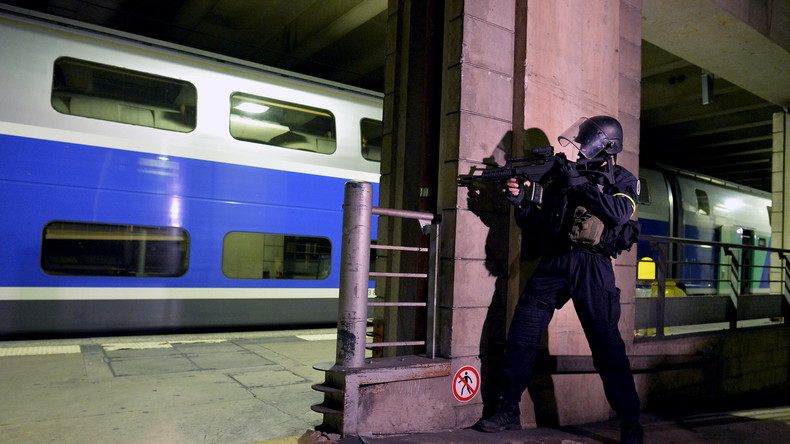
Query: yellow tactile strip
0 333 333 357
0 345 81 357
101 338 227 351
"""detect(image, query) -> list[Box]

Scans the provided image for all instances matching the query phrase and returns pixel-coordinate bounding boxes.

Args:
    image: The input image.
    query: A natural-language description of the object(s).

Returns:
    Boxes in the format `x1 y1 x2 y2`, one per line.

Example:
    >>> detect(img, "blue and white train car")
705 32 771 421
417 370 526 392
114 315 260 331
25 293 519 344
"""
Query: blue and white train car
637 165 772 294
0 10 382 337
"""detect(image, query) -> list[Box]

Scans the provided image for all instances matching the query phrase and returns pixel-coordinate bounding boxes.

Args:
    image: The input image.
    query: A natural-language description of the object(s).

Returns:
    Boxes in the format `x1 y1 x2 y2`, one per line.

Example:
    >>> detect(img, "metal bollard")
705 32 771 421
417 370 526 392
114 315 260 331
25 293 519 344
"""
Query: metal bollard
336 181 373 368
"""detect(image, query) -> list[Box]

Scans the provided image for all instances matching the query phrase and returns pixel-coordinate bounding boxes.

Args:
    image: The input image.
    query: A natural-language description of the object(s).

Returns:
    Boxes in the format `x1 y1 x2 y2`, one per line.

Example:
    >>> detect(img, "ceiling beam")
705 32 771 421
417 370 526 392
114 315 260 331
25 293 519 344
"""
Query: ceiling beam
286 0 387 61
643 0 790 108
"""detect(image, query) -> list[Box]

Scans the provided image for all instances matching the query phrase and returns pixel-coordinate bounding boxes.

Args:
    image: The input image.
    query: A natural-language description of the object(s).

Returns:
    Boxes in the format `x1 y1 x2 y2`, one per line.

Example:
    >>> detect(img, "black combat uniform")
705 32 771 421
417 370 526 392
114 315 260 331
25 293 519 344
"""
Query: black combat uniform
476 161 642 442
475 115 643 444
504 163 640 415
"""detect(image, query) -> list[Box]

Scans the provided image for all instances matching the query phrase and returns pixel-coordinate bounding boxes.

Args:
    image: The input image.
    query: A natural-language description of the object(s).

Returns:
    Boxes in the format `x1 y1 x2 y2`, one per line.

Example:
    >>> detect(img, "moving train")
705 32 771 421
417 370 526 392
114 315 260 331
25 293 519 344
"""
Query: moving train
636 166 772 295
0 9 773 338
0 9 382 337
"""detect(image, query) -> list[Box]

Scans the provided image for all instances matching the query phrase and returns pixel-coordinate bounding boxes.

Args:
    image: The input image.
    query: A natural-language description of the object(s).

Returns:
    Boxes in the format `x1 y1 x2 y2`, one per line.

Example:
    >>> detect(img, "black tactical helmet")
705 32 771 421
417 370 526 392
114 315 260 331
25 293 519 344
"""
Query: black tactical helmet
558 116 623 159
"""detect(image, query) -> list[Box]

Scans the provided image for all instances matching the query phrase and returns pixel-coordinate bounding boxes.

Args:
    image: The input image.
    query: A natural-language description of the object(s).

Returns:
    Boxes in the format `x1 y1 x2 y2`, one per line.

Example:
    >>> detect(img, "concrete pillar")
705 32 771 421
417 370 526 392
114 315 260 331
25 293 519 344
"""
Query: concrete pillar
435 0 519 427
336 0 644 434
438 0 644 427
377 0 444 357
519 0 643 426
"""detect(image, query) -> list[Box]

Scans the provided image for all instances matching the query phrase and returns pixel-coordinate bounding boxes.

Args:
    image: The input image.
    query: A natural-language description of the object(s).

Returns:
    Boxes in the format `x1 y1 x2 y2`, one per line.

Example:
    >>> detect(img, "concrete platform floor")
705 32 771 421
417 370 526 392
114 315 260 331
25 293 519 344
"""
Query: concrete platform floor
0 328 338 443
1 329 788 444
335 408 790 443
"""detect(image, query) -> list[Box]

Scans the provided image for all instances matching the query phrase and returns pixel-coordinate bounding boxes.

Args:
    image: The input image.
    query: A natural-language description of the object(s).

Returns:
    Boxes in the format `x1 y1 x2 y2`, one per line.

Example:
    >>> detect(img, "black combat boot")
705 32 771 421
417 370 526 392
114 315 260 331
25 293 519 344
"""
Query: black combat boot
620 421 643 444
473 402 521 433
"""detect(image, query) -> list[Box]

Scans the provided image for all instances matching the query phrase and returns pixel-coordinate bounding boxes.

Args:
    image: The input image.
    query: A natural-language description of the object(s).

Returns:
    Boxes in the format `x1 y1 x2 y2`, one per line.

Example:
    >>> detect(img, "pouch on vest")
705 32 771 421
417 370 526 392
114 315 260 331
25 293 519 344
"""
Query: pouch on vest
598 219 641 257
612 219 641 252
568 206 604 246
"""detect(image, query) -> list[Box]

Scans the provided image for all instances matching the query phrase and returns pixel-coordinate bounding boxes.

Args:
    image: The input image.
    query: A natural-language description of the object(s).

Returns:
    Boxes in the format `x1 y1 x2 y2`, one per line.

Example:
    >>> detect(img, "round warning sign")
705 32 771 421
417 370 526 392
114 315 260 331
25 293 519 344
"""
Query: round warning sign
452 365 480 402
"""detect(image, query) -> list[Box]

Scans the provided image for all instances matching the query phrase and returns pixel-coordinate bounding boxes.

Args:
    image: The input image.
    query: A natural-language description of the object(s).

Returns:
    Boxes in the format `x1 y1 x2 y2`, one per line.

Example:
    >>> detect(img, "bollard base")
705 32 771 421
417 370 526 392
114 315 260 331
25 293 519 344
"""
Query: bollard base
311 356 452 436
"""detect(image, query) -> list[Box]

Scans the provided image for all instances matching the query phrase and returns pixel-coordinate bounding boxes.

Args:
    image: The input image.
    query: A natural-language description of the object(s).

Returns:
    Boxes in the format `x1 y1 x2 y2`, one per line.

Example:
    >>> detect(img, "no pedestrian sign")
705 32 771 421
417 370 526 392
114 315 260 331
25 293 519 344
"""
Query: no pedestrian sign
452 365 480 402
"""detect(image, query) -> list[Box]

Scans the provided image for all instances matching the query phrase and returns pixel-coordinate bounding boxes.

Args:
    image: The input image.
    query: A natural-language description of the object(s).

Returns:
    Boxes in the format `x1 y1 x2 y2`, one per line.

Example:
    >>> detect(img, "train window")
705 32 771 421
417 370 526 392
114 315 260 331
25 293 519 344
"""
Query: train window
222 232 331 280
229 92 336 154
637 177 650 205
51 58 197 132
695 189 710 215
41 221 189 277
361 118 382 161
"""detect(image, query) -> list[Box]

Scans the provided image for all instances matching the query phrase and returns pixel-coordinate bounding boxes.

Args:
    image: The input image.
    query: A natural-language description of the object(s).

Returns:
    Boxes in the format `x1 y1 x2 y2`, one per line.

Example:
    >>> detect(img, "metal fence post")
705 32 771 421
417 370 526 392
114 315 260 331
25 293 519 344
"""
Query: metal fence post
783 253 790 326
336 181 373 368
424 222 439 359
651 241 667 337
724 246 740 330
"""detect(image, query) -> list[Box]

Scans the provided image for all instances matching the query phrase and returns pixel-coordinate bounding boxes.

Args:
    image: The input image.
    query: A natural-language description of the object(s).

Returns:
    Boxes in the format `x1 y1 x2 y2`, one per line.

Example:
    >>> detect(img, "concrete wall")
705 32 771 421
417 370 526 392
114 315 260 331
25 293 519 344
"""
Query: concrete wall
633 327 790 414
436 0 643 427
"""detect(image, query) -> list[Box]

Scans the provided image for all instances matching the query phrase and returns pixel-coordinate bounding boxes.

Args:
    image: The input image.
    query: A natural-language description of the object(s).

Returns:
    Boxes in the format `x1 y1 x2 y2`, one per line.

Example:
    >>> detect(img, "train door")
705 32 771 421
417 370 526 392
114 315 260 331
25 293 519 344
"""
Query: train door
718 226 759 295
636 169 673 294
753 235 771 293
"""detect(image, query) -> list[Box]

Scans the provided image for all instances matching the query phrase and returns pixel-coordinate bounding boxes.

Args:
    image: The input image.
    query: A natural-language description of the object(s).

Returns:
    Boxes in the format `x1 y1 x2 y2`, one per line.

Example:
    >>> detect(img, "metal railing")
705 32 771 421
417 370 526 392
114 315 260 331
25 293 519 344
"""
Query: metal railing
335 181 440 368
636 235 790 337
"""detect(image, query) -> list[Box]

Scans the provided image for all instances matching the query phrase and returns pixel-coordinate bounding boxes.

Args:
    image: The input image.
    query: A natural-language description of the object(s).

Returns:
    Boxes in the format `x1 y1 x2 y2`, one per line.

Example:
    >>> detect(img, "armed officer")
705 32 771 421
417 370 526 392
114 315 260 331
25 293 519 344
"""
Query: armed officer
474 116 643 444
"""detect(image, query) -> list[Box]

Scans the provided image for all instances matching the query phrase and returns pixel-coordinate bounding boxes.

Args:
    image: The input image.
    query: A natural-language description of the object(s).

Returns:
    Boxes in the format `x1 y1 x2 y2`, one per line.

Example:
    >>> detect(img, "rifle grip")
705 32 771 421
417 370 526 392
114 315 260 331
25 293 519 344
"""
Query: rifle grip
505 182 526 206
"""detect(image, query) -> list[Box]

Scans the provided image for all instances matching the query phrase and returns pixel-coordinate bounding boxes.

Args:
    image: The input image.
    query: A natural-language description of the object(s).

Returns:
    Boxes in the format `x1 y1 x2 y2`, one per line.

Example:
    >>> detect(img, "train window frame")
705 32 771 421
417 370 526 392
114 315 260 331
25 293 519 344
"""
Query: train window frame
695 189 710 215
360 118 382 162
51 57 197 132
41 221 189 277
222 232 332 280
637 177 650 205
229 92 337 154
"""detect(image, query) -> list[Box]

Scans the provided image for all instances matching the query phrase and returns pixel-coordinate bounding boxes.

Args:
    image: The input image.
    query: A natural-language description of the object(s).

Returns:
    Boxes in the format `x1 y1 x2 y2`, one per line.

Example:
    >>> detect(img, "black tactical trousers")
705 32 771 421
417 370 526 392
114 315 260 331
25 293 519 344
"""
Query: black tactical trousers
502 249 640 424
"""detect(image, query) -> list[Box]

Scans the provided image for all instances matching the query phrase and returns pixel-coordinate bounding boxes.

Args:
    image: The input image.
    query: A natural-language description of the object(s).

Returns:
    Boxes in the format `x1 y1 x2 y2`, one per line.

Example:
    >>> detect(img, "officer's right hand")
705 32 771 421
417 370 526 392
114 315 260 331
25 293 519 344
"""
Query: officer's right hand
505 177 528 205
506 177 529 196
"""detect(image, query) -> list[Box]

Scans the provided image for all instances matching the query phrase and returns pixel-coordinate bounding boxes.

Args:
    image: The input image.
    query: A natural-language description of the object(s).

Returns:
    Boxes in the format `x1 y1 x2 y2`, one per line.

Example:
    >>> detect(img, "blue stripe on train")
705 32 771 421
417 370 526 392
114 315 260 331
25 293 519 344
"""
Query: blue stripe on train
0 133 347 210
0 134 377 288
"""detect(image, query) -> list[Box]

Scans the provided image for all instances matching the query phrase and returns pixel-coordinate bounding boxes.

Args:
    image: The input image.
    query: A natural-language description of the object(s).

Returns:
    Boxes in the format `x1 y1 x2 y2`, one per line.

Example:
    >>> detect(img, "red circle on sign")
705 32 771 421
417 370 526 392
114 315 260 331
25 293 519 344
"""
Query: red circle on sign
452 365 480 402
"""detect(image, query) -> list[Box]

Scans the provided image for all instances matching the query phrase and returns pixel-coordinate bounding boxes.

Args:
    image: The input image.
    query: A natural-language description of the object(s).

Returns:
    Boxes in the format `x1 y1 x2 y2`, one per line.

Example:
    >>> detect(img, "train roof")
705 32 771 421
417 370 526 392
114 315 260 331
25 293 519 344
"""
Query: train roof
650 163 771 199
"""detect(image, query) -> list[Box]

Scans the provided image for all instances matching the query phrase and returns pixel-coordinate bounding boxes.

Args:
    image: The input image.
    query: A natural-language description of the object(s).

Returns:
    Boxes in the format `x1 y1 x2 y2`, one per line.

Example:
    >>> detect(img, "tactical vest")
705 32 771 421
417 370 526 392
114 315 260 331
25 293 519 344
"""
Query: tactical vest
522 177 640 258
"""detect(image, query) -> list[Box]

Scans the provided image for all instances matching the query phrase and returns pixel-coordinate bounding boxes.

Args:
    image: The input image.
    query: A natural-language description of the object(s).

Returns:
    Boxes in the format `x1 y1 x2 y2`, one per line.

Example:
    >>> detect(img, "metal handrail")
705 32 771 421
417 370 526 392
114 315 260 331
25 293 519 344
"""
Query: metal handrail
640 234 787 253
636 235 790 337
335 181 440 368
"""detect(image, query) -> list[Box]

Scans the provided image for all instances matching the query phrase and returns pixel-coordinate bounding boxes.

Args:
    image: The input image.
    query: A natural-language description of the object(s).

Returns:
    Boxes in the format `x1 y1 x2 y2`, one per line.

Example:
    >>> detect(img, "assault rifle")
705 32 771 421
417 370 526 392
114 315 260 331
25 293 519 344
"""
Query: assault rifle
457 145 614 204
458 145 614 186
